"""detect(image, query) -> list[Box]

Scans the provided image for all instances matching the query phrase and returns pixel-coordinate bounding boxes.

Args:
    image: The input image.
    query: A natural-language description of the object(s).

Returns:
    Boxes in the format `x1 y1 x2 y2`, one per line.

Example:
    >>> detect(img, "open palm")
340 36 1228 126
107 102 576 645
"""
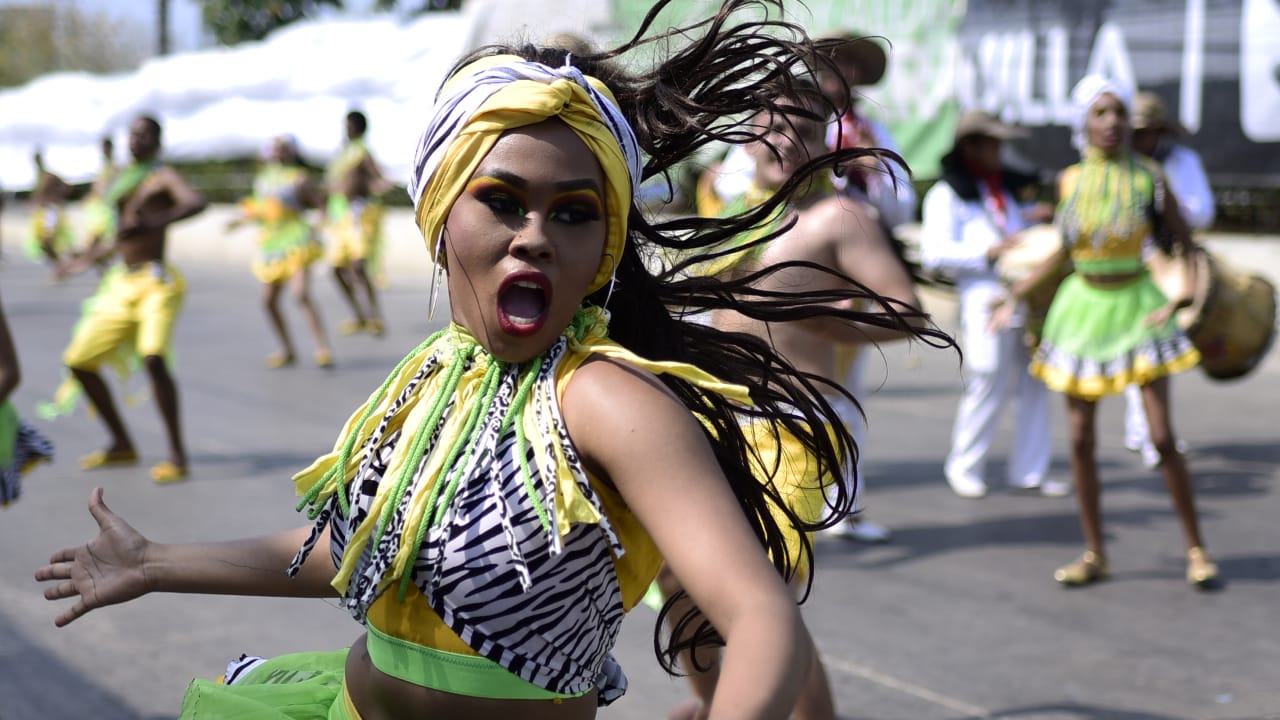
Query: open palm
35 487 152 627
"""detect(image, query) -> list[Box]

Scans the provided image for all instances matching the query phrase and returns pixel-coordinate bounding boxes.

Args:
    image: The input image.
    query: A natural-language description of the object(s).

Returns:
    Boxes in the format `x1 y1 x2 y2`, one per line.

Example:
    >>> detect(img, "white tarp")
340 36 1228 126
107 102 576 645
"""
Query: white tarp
0 0 614 192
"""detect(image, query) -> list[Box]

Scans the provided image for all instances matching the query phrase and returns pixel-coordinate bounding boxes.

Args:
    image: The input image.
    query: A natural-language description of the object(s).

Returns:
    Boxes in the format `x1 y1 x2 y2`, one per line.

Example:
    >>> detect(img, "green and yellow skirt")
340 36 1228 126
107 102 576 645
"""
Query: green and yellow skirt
180 649 359 719
1030 271 1199 400
253 218 324 284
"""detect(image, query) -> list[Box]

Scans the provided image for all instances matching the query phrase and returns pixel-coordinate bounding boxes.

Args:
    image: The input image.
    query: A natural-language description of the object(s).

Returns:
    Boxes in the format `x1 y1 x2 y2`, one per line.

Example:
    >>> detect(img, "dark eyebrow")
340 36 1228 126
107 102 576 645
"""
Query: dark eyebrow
476 168 601 194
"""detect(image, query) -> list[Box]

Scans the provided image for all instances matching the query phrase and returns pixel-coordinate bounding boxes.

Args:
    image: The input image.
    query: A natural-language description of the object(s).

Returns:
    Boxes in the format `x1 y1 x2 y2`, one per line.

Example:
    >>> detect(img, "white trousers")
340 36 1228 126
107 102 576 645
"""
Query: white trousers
944 288 1052 487
827 348 867 510
1124 383 1152 450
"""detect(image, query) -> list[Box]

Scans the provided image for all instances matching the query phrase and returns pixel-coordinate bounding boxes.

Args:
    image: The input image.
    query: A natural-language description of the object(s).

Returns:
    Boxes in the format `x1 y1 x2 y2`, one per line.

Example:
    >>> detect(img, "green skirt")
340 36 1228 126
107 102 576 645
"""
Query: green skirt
1029 271 1199 400
179 649 356 720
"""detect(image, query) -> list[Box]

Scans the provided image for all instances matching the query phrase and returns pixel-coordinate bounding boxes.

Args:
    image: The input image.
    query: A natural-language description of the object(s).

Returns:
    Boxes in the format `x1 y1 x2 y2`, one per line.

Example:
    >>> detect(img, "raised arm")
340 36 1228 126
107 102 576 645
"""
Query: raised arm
564 358 810 720
36 487 337 627
155 166 209 226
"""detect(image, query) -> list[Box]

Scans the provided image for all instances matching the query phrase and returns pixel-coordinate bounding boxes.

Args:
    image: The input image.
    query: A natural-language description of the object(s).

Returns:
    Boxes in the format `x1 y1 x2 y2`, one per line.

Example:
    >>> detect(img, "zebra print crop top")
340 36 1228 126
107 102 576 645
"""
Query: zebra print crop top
287 312 688 703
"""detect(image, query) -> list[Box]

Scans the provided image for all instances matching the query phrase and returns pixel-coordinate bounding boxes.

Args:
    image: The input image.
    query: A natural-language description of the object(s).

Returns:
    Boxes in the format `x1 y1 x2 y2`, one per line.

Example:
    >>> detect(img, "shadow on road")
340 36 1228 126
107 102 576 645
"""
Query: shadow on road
820 506 1200 571
0 608 167 720
987 701 1191 719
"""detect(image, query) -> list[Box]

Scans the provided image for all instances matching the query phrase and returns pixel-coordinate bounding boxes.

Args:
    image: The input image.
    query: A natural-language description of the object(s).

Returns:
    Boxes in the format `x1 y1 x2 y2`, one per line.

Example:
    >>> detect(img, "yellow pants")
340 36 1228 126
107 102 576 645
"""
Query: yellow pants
63 262 185 370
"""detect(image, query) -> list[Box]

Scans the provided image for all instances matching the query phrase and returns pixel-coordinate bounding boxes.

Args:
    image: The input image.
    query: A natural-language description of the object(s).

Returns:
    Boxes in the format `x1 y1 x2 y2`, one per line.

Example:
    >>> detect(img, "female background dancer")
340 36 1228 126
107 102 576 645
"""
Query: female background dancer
229 134 334 369
993 75 1218 589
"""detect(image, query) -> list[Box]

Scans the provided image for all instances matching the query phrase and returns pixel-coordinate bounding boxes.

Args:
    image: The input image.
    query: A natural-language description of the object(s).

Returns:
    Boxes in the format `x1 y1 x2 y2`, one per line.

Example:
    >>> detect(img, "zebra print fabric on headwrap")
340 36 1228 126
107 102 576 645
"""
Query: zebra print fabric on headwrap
408 54 643 293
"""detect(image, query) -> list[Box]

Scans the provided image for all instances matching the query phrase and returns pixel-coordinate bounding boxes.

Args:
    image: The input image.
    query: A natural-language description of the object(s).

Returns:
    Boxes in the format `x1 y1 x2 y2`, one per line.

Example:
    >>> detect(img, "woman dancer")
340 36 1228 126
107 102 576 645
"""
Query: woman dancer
993 75 1217 589
230 134 334 368
37 2 917 716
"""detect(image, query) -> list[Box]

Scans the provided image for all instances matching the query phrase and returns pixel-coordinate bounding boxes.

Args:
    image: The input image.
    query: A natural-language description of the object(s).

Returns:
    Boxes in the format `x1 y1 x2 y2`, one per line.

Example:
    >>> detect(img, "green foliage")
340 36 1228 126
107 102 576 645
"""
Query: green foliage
0 6 145 87
199 0 346 45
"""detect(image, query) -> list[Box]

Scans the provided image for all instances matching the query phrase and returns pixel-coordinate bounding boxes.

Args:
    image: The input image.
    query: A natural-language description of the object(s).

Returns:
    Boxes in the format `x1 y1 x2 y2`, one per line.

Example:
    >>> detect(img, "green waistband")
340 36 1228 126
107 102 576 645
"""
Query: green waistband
364 623 584 701
1072 257 1144 274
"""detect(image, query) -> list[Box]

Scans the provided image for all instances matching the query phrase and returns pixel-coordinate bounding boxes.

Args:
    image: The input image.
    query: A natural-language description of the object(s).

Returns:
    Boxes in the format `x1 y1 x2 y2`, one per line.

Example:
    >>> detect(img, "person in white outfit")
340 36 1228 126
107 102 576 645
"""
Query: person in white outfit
1122 91 1214 469
921 111 1062 498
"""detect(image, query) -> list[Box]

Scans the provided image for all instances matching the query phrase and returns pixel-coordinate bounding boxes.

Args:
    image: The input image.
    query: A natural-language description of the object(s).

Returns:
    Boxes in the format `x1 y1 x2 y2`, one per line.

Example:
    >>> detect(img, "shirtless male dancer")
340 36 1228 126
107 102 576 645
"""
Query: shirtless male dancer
58 115 207 483
665 85 931 720
326 110 393 335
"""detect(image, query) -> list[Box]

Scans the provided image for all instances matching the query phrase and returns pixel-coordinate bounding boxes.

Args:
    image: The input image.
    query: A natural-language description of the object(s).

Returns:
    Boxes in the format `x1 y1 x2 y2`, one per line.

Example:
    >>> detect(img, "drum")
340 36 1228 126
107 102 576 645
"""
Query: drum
995 224 1072 347
1148 248 1278 380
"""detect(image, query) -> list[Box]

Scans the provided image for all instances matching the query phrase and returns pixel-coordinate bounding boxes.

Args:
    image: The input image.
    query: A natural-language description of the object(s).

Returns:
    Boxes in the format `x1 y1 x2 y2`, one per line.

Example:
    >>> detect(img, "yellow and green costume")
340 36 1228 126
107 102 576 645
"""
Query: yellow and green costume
0 400 54 506
1030 148 1199 399
24 203 74 262
243 164 323 283
325 140 384 269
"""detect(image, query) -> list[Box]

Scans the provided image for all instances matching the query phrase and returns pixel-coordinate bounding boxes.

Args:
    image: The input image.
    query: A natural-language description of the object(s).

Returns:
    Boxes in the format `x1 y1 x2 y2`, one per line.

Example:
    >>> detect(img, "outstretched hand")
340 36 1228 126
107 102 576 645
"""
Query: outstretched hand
34 488 152 627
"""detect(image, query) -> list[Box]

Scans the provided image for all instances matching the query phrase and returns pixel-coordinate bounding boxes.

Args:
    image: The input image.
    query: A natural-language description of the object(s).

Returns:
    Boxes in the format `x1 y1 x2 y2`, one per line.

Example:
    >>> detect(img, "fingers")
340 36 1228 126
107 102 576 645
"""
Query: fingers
43 579 79 601
42 546 78 567
87 487 114 528
55 600 90 628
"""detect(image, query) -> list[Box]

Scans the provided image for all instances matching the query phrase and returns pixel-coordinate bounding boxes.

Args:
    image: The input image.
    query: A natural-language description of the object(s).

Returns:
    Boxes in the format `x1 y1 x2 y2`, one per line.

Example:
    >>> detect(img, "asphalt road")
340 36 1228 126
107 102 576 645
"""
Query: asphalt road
0 245 1277 720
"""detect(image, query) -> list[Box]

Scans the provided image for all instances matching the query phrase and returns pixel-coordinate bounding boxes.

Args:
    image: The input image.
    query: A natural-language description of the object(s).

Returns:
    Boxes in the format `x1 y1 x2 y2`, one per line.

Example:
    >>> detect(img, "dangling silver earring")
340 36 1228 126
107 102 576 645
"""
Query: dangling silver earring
603 270 619 311
428 231 446 321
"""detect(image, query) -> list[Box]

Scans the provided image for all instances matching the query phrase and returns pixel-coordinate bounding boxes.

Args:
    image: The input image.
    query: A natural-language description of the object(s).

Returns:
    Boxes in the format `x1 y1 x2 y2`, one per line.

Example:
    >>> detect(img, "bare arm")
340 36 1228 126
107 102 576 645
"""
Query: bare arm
36 487 337 627
804 198 929 344
361 154 395 197
565 359 810 720
153 167 208 227
0 296 20 405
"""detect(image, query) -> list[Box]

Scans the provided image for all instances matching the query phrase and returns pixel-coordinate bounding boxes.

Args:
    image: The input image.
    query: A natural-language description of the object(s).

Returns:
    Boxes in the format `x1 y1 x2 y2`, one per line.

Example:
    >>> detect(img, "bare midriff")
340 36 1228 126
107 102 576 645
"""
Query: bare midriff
343 634 600 720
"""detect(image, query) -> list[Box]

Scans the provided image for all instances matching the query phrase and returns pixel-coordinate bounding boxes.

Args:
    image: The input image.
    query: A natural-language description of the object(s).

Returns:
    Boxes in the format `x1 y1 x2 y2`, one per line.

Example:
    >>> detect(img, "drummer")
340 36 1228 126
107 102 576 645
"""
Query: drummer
920 110 1061 499
1121 90 1215 469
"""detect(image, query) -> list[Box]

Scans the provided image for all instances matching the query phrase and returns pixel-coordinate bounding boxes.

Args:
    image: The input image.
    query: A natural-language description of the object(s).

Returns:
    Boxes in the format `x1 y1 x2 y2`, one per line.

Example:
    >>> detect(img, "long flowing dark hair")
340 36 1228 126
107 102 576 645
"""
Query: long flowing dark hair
448 0 954 674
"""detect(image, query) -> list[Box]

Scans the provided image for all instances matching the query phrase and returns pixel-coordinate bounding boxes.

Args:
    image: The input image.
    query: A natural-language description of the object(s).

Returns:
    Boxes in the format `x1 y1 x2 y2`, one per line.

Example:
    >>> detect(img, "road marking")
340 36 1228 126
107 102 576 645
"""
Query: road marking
821 652 992 718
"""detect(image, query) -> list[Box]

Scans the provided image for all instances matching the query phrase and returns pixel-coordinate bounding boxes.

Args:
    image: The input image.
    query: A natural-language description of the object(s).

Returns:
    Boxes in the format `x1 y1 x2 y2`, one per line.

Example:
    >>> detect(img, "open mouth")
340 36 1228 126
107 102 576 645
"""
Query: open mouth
497 272 551 337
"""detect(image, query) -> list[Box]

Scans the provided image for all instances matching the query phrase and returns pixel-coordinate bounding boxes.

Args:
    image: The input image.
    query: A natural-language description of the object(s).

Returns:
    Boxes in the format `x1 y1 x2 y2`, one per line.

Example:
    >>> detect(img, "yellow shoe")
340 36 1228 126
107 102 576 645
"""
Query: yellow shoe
265 352 295 369
1187 547 1220 589
80 449 140 470
366 319 385 337
150 461 188 484
315 351 334 369
338 319 365 335
1054 550 1109 586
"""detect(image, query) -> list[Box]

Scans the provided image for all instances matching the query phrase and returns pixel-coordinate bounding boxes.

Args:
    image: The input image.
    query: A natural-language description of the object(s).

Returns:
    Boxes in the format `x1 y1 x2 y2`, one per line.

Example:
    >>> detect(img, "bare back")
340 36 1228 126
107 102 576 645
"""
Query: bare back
714 193 920 380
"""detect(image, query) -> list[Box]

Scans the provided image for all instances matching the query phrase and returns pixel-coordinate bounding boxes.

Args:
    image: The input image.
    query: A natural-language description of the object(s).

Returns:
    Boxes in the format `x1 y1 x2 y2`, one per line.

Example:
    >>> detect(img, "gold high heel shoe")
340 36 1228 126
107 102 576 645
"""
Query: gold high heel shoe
1054 550 1108 586
1186 546 1219 588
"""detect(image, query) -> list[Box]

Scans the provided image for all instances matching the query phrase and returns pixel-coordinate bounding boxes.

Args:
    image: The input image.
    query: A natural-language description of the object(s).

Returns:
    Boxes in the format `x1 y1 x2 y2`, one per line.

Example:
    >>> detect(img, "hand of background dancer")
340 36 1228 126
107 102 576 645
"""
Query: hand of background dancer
53 253 93 281
35 487 153 627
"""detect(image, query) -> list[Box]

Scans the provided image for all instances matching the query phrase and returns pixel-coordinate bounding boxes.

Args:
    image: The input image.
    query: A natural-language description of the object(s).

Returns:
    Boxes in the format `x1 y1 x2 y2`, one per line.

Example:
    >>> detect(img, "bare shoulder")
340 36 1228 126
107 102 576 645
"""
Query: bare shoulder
560 356 690 464
805 194 883 247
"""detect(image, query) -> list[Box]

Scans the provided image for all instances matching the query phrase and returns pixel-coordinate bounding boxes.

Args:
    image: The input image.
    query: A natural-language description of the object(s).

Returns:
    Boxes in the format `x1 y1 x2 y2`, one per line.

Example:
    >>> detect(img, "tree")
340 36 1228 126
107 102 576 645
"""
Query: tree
199 0 346 45
0 6 145 88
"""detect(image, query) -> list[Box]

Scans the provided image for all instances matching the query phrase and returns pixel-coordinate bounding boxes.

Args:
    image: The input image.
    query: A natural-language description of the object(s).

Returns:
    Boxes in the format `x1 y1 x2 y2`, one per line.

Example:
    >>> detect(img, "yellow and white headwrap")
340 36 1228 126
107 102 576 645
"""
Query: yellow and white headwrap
409 54 643 293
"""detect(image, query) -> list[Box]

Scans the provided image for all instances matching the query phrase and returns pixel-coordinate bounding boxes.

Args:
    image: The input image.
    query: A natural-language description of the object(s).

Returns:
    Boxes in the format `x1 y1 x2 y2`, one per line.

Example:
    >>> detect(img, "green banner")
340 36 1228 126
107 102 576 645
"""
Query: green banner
608 0 965 179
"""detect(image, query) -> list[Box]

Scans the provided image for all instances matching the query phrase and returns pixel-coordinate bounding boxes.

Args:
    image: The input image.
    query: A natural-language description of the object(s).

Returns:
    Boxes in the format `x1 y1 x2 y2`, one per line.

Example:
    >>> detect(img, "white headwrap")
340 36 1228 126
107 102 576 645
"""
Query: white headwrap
1069 74 1134 151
